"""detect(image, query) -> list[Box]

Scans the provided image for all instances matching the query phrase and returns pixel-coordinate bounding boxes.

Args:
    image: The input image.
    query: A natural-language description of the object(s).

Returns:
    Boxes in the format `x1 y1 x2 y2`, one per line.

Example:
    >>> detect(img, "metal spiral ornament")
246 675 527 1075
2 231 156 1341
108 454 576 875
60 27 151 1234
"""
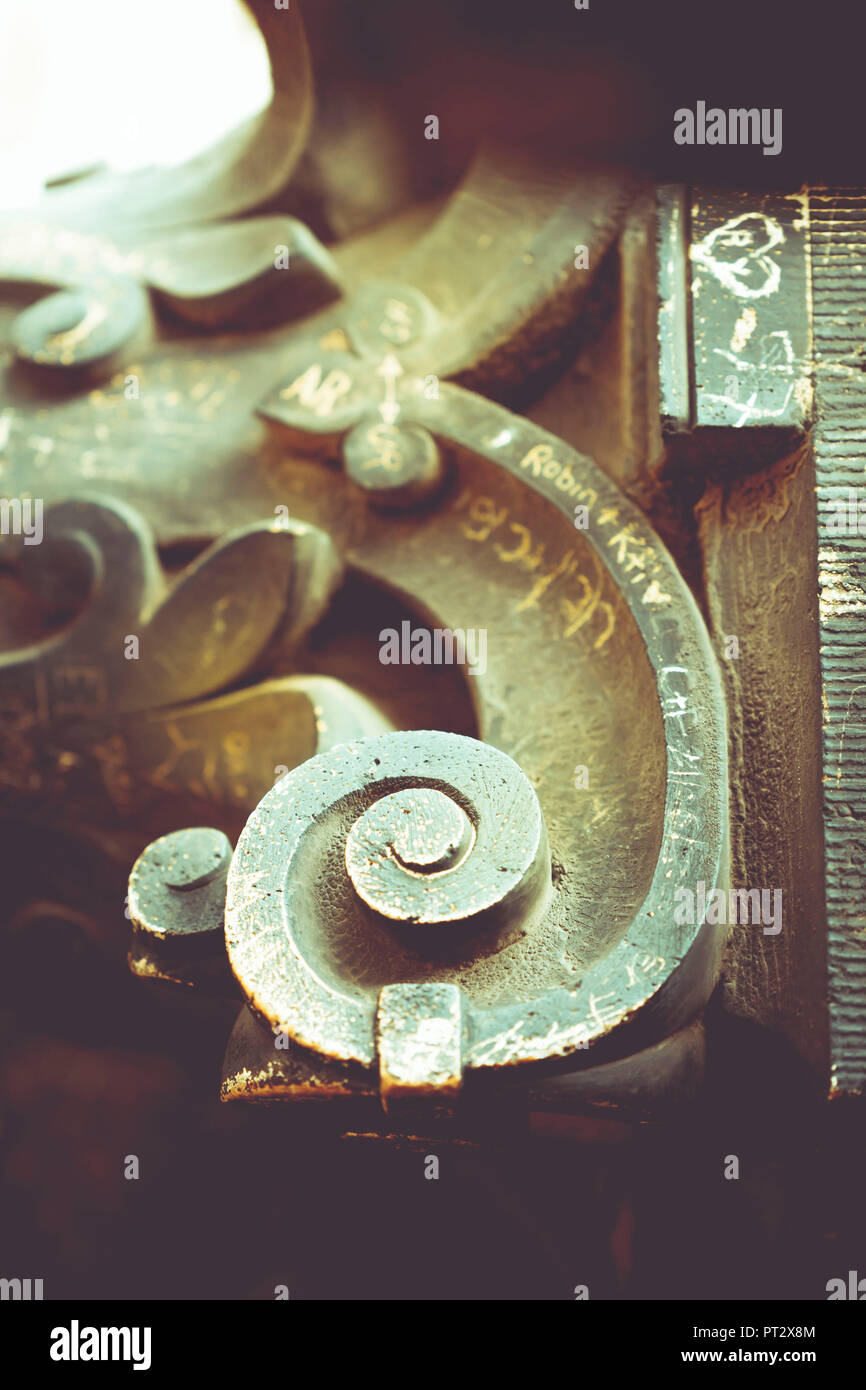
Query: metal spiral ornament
224 730 551 1099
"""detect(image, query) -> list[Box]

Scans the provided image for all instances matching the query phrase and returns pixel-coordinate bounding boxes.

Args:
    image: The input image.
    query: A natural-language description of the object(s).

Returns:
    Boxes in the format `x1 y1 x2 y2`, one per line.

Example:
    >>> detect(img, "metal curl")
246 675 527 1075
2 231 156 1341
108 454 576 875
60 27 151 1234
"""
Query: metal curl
224 730 551 1067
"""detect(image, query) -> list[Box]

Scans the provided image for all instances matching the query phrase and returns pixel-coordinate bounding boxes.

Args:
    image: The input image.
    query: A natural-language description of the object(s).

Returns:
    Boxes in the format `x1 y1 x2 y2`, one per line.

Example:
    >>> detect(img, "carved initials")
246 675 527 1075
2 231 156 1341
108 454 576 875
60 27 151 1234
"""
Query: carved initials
280 364 353 417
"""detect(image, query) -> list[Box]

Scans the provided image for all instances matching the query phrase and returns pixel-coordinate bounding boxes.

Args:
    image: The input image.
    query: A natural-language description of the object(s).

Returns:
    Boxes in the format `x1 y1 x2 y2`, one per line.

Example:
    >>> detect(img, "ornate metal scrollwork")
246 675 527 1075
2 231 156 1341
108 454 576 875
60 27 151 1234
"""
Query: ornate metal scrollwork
125 380 729 1121
2 0 732 1137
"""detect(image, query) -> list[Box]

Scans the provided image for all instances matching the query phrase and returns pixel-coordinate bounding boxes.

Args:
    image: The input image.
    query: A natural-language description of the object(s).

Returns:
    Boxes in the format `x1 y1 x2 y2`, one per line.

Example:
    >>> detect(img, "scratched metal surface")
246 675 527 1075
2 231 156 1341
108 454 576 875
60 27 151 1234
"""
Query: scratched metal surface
657 187 812 437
